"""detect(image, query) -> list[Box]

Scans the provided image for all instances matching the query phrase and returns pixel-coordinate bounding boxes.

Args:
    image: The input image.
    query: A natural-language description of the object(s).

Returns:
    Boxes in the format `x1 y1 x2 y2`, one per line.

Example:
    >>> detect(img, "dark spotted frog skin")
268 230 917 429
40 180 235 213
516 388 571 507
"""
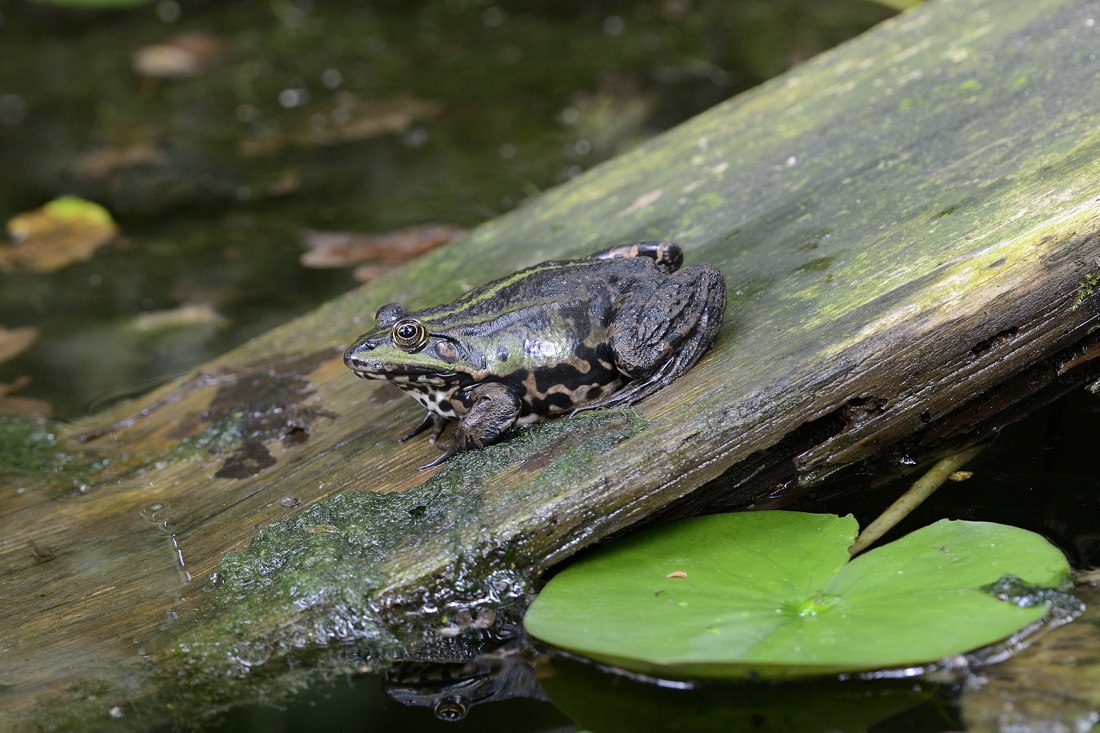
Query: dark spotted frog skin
344 241 726 467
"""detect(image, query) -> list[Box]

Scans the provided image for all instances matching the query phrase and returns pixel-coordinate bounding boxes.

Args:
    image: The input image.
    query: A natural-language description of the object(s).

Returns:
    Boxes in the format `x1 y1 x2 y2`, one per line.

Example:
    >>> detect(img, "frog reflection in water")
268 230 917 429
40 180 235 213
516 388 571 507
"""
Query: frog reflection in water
344 241 726 467
383 644 547 722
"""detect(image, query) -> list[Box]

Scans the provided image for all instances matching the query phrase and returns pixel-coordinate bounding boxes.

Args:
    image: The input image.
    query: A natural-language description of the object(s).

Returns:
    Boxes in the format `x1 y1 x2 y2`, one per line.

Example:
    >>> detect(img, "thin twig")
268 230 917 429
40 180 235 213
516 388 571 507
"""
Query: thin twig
850 445 985 556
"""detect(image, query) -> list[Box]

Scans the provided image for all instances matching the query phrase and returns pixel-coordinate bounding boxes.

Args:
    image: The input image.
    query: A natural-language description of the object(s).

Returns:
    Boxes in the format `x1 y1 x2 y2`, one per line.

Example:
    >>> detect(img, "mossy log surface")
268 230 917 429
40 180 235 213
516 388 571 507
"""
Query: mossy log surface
4 0 1100 728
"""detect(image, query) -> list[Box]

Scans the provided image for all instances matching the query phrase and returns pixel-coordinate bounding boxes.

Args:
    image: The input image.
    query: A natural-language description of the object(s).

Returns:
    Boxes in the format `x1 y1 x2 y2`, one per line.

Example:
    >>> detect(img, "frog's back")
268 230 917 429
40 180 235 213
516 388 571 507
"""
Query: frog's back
417 255 656 325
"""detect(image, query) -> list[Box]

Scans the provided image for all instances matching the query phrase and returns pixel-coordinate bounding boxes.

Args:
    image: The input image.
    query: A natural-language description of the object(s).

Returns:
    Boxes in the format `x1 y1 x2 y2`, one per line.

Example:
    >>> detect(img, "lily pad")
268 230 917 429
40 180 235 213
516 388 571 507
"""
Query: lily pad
524 513 1073 679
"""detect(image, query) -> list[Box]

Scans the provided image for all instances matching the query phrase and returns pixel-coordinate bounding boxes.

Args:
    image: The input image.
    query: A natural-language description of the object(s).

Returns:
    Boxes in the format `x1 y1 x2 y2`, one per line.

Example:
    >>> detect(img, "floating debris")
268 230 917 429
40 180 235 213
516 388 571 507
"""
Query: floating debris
72 142 170 179
1 197 118 273
239 94 442 156
300 223 466 279
131 32 229 79
127 303 224 334
0 325 51 417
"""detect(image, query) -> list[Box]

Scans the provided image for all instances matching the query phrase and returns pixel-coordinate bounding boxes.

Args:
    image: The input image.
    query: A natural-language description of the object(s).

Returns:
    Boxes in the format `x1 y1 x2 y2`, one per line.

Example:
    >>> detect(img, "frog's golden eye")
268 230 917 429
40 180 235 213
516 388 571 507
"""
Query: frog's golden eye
392 318 429 352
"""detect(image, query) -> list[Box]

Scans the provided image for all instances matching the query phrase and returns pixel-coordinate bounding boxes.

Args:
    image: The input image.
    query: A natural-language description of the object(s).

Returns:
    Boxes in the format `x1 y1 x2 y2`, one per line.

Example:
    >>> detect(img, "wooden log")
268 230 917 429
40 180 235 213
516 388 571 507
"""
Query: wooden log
2 0 1099 727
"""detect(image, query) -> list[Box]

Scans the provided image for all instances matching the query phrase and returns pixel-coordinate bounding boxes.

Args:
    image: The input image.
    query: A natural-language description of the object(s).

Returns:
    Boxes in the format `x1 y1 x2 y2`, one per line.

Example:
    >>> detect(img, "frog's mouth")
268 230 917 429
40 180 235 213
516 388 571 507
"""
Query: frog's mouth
354 367 460 388
344 357 457 384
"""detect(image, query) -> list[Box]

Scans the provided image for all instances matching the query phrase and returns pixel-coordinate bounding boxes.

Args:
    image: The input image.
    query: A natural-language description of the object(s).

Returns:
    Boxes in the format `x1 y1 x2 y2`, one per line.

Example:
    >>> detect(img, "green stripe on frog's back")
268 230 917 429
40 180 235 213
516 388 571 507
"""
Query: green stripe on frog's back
422 297 604 340
422 259 611 322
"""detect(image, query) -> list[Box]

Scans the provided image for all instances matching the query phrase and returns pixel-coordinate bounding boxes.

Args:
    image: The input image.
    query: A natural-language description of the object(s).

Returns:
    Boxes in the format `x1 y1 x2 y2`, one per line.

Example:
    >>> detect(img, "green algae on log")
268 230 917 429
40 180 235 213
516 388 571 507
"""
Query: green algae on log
3 0 1100 728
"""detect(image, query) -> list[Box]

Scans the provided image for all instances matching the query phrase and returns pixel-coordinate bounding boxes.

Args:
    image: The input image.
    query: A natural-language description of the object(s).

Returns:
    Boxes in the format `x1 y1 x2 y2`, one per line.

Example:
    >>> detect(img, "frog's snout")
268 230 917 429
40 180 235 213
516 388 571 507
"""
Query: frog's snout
343 339 375 374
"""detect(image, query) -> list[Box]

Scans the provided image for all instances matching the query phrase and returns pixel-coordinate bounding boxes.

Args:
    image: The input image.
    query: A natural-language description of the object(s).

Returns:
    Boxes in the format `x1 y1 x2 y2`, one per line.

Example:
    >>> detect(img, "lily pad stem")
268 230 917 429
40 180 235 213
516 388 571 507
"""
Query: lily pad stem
849 445 985 556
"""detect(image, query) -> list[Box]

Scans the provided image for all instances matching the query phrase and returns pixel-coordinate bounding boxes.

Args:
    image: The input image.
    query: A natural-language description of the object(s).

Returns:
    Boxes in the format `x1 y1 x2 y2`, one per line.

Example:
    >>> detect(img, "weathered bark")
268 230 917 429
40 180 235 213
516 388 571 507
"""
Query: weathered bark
2 0 1099 728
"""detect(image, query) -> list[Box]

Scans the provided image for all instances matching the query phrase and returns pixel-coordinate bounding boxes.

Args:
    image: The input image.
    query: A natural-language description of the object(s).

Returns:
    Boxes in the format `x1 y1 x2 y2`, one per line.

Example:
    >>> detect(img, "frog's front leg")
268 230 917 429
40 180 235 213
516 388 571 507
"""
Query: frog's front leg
420 382 522 469
594 263 726 410
399 411 448 443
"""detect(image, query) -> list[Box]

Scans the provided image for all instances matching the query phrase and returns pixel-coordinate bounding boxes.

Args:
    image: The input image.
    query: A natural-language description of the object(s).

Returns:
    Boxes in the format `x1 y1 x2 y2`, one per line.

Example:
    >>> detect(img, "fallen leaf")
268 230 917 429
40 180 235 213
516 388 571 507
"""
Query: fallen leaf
1 197 119 273
300 95 441 146
0 325 37 364
0 325 51 416
240 95 441 157
0 376 52 418
0 395 52 417
72 142 169 179
128 303 224 334
132 32 229 79
300 223 466 269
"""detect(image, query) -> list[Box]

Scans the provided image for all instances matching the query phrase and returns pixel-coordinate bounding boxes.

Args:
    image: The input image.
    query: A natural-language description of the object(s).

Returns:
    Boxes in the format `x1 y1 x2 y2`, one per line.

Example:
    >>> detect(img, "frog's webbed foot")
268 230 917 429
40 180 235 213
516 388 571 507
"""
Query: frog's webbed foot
400 411 448 443
588 240 683 273
419 383 521 470
599 263 726 408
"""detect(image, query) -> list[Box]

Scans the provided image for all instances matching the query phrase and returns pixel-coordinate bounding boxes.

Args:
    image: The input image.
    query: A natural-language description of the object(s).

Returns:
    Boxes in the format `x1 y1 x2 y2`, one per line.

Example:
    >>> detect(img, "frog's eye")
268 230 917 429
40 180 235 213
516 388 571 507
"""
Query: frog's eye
392 318 429 352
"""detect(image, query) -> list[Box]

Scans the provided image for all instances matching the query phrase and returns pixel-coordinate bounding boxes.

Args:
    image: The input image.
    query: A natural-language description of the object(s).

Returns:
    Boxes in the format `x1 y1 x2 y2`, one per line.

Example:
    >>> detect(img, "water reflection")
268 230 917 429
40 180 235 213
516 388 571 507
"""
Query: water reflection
383 642 547 722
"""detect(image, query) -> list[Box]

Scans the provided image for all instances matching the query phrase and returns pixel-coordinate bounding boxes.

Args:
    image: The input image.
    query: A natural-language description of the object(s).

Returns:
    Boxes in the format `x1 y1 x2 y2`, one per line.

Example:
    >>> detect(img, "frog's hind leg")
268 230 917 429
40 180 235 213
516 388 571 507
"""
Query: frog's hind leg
588 241 683 273
589 263 726 410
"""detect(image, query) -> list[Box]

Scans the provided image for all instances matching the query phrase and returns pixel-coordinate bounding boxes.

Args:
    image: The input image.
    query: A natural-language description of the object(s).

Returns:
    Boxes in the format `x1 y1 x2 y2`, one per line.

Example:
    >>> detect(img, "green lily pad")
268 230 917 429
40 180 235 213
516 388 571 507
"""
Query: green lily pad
524 512 1072 679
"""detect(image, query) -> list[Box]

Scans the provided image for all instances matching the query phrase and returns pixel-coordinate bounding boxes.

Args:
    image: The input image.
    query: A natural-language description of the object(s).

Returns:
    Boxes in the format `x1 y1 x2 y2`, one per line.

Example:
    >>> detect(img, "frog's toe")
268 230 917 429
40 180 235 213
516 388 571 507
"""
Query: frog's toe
588 240 683 272
399 411 448 443
419 447 454 470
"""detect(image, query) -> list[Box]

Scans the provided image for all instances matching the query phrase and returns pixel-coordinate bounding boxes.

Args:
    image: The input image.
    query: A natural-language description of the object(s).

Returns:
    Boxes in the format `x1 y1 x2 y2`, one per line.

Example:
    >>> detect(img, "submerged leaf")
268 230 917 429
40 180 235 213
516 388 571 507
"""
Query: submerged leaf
127 303 224 334
239 95 441 157
0 325 37 364
524 512 1073 679
0 326 50 417
131 33 229 79
72 142 169 179
300 224 467 270
0 380 53 418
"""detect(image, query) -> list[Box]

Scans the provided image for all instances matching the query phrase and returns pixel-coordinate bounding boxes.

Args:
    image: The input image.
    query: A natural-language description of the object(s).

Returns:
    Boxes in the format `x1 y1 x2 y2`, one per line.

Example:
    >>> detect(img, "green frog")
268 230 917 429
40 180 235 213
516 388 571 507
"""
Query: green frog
344 241 726 468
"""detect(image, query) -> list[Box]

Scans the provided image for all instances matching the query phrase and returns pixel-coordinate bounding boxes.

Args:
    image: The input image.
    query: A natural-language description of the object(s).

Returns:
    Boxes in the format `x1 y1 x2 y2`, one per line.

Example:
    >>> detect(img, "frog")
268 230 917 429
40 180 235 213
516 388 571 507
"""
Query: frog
344 241 726 468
